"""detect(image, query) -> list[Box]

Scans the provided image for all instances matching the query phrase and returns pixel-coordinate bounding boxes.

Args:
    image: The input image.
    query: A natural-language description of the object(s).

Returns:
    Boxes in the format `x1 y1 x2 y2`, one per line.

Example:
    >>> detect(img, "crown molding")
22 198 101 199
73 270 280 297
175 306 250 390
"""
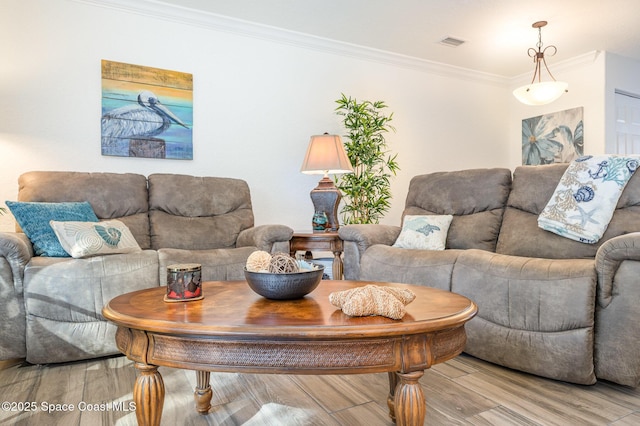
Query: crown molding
71 0 508 86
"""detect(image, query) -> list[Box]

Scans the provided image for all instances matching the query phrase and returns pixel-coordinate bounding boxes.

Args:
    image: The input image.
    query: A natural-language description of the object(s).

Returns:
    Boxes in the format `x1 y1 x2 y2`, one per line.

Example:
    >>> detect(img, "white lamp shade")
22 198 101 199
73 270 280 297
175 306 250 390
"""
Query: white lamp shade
300 134 354 175
513 81 568 106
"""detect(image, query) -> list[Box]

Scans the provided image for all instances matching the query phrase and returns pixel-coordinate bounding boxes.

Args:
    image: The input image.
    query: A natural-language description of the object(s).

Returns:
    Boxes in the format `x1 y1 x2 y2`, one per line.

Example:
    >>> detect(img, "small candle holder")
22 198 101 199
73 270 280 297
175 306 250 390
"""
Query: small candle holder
164 263 203 302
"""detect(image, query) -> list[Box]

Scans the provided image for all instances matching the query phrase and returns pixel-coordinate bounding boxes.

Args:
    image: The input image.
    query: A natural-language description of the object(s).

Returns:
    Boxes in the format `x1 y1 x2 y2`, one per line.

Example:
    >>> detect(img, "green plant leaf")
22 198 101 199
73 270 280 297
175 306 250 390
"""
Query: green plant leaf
335 94 400 225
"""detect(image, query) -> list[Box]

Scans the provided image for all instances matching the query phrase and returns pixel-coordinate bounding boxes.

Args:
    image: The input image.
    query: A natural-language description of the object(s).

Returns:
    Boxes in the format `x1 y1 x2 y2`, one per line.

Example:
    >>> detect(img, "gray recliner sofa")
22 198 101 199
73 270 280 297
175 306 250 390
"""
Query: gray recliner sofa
339 165 640 387
0 171 293 364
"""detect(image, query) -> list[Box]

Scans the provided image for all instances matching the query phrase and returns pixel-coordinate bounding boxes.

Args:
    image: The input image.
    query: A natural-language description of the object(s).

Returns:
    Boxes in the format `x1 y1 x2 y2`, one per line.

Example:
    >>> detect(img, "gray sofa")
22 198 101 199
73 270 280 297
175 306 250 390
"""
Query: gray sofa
0 171 293 364
339 165 640 387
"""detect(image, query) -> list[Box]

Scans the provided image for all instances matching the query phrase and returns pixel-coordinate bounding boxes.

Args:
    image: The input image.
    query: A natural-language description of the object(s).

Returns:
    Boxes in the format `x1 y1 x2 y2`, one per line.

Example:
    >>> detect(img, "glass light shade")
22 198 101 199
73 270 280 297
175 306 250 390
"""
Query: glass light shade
300 134 354 175
513 81 568 106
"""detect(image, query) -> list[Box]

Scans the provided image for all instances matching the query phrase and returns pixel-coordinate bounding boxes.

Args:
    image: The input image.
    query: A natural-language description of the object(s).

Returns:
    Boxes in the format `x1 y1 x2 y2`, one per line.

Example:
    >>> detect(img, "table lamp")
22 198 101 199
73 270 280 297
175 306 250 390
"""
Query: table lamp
300 133 353 231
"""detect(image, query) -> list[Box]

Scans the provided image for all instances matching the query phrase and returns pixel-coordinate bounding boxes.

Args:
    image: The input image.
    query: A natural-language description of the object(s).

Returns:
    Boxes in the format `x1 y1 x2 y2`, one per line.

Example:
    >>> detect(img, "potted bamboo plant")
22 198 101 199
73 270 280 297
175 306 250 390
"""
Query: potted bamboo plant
335 93 399 224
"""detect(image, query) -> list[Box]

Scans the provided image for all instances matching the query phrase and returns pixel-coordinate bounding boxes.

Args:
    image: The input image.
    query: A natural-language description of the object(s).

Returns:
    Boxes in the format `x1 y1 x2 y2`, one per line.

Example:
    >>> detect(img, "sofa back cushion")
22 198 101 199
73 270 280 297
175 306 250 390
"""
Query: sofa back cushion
496 163 640 258
148 174 254 250
17 171 151 249
403 168 512 251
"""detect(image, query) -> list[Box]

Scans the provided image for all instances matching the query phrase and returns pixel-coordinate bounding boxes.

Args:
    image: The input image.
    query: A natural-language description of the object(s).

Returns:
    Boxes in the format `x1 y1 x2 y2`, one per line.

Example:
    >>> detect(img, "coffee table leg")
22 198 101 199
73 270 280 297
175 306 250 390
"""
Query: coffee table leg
387 372 399 421
393 371 425 426
194 370 213 414
134 362 164 426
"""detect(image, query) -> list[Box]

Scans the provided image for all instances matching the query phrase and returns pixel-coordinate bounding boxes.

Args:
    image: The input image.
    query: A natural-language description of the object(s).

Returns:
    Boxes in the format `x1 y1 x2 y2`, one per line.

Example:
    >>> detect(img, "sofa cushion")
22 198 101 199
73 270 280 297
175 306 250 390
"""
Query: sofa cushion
402 168 512 251
50 219 141 258
23 250 159 363
148 174 254 250
359 244 463 290
6 201 99 257
17 171 151 249
451 249 596 385
158 246 256 285
393 214 452 250
496 164 640 258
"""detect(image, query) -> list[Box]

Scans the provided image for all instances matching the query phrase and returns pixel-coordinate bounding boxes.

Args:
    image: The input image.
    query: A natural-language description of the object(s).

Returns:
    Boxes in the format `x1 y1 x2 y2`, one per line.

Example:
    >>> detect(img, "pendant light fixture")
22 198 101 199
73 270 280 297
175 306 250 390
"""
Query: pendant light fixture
513 21 568 106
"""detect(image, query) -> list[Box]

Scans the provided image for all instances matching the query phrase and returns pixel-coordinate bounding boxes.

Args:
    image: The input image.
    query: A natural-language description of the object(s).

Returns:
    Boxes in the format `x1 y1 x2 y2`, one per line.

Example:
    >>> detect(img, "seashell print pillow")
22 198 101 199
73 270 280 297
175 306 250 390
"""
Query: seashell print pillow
50 219 141 258
392 215 453 250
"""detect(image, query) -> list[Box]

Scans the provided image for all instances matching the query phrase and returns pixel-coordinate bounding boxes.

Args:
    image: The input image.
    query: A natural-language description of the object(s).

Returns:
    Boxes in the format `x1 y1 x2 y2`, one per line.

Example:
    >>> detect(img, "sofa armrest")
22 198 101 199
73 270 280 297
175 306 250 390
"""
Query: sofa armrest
0 232 31 360
236 225 294 253
338 224 400 254
595 232 640 308
338 224 401 280
0 232 33 292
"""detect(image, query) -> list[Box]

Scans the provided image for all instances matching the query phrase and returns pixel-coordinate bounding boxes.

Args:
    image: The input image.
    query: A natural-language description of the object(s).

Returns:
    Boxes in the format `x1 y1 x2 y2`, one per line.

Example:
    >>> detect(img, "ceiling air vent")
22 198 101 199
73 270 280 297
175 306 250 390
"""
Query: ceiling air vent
439 37 465 47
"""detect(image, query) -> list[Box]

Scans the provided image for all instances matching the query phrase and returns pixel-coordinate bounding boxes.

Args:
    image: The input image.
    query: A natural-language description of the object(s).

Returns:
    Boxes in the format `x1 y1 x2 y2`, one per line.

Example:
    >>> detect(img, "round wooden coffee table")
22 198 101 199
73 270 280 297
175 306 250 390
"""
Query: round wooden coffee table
103 280 477 426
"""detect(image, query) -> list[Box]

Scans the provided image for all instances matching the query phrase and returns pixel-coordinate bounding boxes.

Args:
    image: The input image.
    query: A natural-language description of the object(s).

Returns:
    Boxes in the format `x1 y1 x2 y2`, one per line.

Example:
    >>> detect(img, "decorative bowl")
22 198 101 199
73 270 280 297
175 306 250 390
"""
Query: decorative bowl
244 265 324 300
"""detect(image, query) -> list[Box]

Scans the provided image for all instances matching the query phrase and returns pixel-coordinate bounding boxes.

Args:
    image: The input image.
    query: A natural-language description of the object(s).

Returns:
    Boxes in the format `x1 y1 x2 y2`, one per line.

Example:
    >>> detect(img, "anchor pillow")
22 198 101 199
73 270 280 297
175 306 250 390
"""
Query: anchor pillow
393 215 453 250
50 219 141 258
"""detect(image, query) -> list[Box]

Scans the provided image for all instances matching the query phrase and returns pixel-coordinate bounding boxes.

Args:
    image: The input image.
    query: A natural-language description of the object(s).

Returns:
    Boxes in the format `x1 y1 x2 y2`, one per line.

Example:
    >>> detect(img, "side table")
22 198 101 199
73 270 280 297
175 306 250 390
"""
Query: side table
289 231 343 279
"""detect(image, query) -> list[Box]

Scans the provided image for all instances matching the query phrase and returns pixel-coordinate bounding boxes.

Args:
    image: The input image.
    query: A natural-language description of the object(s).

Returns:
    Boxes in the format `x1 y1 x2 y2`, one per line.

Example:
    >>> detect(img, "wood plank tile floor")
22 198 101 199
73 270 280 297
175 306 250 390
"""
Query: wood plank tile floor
0 353 639 425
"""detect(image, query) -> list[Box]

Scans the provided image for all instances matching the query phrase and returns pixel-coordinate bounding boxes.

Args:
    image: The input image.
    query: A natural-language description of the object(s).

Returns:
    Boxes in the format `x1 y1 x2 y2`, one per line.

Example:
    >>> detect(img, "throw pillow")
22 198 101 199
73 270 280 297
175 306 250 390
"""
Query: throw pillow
5 201 99 257
50 219 141 258
392 214 453 250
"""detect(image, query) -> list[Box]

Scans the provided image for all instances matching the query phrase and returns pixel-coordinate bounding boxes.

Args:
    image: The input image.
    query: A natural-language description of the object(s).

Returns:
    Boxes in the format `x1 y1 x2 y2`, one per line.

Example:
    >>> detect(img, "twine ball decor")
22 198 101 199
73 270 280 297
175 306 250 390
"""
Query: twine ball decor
268 252 299 273
246 250 272 272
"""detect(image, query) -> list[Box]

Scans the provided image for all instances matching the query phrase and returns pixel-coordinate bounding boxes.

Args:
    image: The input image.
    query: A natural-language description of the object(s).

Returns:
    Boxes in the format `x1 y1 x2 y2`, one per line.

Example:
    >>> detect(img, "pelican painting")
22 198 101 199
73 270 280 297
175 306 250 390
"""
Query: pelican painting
101 60 193 159
101 90 189 156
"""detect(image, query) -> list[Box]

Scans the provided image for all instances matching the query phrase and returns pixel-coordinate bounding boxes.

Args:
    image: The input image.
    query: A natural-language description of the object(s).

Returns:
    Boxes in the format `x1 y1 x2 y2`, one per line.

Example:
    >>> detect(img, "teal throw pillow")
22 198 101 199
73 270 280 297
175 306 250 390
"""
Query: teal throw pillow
5 201 99 257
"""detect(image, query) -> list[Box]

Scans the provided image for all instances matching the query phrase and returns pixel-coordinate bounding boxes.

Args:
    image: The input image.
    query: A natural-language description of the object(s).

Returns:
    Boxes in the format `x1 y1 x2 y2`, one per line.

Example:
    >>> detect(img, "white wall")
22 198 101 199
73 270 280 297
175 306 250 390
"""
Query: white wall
0 0 559 234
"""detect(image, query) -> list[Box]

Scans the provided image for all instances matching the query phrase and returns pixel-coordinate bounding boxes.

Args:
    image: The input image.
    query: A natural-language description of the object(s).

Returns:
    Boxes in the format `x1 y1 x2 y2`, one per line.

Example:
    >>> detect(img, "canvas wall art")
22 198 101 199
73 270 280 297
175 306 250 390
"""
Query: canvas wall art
101 60 193 159
522 106 584 165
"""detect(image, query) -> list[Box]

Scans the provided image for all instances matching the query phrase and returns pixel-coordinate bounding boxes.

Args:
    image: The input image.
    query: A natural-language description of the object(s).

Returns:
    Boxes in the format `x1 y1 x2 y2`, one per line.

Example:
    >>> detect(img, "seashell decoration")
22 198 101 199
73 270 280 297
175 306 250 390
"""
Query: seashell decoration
573 185 595 203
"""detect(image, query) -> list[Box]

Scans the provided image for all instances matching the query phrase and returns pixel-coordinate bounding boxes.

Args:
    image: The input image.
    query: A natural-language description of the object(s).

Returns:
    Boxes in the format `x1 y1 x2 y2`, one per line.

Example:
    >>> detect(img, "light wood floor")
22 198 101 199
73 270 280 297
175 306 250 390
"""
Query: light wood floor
1 353 639 425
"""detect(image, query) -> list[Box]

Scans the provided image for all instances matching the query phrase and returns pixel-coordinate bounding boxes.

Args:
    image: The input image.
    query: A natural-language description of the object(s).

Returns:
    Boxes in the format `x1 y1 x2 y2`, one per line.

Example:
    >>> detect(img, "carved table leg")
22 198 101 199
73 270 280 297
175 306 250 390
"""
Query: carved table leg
134 363 165 426
194 370 213 414
393 371 425 426
387 371 400 422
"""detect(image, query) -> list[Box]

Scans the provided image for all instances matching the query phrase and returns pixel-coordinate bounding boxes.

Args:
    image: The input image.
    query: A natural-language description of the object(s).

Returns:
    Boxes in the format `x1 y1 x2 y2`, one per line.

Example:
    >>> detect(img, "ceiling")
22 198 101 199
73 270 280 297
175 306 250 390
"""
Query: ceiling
154 0 640 78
